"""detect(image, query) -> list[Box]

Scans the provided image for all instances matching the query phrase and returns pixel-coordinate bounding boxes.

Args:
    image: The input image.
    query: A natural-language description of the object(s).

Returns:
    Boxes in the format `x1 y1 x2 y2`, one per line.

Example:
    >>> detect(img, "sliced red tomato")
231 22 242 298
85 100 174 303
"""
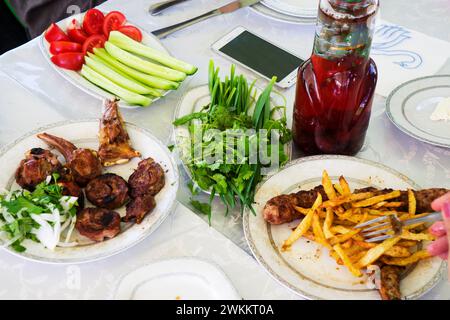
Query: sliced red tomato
67 19 88 44
51 52 84 71
82 34 106 54
82 9 105 35
103 11 126 37
49 41 82 55
118 25 142 42
45 23 70 42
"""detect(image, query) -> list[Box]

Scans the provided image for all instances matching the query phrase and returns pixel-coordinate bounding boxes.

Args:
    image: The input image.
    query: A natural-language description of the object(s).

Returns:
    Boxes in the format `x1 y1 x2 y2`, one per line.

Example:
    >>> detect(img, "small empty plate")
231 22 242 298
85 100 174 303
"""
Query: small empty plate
386 75 450 148
114 257 241 300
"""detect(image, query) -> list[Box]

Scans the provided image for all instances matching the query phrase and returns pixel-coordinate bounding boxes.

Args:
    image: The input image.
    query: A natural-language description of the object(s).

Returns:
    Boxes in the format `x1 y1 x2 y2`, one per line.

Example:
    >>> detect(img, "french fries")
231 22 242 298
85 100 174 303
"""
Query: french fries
281 170 433 279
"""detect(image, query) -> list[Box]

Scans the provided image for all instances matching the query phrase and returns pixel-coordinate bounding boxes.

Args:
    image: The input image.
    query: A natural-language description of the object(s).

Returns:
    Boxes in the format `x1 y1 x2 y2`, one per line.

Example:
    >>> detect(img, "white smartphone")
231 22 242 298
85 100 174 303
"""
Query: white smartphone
211 26 304 89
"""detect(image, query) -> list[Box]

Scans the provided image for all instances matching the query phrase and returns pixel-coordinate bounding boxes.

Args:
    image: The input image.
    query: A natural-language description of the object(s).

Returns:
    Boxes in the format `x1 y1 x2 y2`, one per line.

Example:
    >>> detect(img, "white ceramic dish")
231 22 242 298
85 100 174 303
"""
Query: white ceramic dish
250 3 316 25
0 120 179 264
38 12 171 109
114 257 241 300
261 0 318 18
386 75 450 148
244 155 444 300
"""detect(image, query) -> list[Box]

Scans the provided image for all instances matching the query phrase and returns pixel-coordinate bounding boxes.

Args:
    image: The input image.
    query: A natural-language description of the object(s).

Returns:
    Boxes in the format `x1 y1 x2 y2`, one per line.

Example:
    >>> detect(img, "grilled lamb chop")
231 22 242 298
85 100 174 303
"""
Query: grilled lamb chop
85 173 130 210
37 133 102 187
15 148 61 190
128 158 165 198
263 186 449 225
379 265 403 300
124 193 156 224
58 180 85 210
75 208 121 242
98 99 141 167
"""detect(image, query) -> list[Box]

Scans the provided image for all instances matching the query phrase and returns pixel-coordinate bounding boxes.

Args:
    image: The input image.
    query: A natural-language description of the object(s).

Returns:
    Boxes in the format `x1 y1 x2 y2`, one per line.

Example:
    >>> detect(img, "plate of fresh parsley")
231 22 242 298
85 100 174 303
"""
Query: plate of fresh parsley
173 61 292 220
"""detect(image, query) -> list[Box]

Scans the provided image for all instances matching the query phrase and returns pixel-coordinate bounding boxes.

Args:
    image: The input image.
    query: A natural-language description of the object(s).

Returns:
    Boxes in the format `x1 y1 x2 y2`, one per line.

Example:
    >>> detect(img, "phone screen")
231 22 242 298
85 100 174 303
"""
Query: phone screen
218 30 304 83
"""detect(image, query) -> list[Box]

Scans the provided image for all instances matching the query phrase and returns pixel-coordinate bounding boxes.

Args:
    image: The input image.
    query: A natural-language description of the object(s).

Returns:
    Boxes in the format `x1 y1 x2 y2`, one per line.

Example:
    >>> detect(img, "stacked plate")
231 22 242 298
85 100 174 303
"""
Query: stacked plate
251 0 319 24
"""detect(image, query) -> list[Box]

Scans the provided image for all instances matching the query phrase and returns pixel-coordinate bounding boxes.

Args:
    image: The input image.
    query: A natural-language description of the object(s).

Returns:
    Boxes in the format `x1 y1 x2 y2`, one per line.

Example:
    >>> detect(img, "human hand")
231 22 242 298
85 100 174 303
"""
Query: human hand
427 192 450 278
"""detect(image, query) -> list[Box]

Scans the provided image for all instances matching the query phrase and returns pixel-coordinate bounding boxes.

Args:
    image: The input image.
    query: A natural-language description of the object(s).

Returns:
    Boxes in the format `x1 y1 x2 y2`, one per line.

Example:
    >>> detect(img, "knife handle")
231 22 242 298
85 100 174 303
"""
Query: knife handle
149 0 189 16
152 9 220 39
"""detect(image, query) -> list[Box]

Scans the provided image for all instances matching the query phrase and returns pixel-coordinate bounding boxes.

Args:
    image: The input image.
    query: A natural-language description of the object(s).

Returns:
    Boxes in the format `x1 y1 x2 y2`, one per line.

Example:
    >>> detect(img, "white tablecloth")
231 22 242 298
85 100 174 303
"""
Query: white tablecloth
0 0 449 299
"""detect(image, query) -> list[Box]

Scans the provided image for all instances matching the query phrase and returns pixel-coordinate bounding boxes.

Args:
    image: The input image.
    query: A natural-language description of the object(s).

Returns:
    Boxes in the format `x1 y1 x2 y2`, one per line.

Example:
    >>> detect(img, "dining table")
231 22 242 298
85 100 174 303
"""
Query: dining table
0 0 449 300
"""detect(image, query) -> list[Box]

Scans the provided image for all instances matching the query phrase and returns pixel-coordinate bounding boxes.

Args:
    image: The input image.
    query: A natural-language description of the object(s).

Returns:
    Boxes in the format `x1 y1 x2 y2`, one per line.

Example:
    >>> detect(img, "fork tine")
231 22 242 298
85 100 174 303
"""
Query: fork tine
364 234 394 243
362 227 393 238
354 215 390 229
360 221 390 233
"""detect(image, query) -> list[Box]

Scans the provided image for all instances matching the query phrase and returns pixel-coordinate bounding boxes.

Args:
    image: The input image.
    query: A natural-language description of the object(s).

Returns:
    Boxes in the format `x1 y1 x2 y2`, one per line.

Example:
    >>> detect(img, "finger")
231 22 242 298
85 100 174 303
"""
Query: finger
427 236 449 256
439 252 448 260
429 221 447 237
432 192 450 211
440 201 450 280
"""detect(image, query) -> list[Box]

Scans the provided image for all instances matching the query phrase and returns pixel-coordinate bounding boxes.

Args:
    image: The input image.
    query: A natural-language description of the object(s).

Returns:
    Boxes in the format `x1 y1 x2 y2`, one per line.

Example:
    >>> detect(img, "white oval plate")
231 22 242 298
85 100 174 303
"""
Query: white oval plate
261 0 319 18
244 155 444 300
250 3 316 25
0 120 179 264
386 75 450 149
114 257 241 300
173 84 292 194
38 12 170 109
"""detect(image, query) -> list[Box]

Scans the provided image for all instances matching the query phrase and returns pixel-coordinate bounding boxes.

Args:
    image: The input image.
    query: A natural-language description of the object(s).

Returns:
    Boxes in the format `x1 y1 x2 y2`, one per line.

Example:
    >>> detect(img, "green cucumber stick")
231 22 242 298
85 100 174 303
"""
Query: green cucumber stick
109 31 198 75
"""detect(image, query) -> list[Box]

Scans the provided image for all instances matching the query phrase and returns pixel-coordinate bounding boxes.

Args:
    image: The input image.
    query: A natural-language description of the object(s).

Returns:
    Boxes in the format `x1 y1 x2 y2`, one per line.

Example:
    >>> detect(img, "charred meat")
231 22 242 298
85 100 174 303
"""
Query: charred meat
124 193 156 224
85 173 130 210
379 265 403 300
128 158 165 198
75 208 121 242
37 133 102 186
263 186 449 225
15 148 61 190
58 180 85 210
98 99 141 166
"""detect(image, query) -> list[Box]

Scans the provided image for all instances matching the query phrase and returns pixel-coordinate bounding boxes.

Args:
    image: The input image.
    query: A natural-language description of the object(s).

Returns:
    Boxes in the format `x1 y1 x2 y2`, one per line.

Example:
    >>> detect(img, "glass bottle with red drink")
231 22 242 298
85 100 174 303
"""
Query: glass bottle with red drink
292 0 379 155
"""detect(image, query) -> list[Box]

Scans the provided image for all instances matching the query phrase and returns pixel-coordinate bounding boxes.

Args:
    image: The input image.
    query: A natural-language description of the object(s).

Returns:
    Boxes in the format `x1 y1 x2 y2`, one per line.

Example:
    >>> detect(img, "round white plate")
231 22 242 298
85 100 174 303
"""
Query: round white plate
0 120 179 264
261 0 318 18
251 3 316 24
38 12 171 109
244 155 444 300
114 257 241 300
386 75 450 149
173 84 292 194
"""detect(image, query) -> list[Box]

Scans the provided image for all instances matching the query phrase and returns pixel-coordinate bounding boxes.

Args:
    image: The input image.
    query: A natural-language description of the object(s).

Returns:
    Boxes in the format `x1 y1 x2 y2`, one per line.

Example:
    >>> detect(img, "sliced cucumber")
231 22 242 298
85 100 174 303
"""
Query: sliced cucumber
105 42 187 82
81 65 152 107
93 48 179 90
109 31 198 75
85 56 161 97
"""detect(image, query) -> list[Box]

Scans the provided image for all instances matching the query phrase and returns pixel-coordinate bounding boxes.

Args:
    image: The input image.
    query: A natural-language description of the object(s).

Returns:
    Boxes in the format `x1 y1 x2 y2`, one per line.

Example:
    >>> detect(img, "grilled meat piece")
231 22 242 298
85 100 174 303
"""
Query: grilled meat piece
75 208 121 242
124 193 156 224
85 173 130 210
379 265 403 300
98 99 141 166
58 180 85 210
15 148 61 190
263 186 449 225
128 158 165 198
37 133 102 186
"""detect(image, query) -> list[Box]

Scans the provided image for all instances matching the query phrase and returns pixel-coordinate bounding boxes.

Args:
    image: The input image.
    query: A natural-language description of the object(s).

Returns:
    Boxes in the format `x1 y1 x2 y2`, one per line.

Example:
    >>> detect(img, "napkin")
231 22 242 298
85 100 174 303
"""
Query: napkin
372 20 450 97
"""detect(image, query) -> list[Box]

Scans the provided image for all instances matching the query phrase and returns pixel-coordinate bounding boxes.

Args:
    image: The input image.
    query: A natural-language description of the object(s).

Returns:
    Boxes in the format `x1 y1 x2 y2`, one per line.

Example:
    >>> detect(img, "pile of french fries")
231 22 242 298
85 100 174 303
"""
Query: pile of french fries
281 170 434 277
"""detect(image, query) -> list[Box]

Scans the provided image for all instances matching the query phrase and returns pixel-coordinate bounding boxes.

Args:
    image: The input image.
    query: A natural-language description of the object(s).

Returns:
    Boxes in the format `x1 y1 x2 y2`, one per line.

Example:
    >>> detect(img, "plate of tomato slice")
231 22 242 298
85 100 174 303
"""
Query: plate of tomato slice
39 9 170 109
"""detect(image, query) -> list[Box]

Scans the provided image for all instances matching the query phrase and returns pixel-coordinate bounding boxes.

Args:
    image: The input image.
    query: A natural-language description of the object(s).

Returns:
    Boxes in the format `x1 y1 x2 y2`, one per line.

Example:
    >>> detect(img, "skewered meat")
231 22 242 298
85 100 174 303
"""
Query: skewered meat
58 180 85 210
263 186 449 225
15 148 61 190
85 173 130 210
37 133 102 186
75 208 121 242
98 99 141 166
124 193 156 224
128 158 165 198
379 265 403 300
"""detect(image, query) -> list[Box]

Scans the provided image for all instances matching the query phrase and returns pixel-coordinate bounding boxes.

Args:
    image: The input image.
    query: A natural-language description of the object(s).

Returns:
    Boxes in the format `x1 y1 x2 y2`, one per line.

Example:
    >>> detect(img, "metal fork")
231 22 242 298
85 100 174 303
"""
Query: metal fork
354 212 442 243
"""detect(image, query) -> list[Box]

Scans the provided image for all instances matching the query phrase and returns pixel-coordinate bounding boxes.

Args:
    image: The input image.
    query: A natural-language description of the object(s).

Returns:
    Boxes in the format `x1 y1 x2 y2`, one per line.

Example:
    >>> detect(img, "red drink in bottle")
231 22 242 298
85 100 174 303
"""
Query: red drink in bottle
293 0 379 155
